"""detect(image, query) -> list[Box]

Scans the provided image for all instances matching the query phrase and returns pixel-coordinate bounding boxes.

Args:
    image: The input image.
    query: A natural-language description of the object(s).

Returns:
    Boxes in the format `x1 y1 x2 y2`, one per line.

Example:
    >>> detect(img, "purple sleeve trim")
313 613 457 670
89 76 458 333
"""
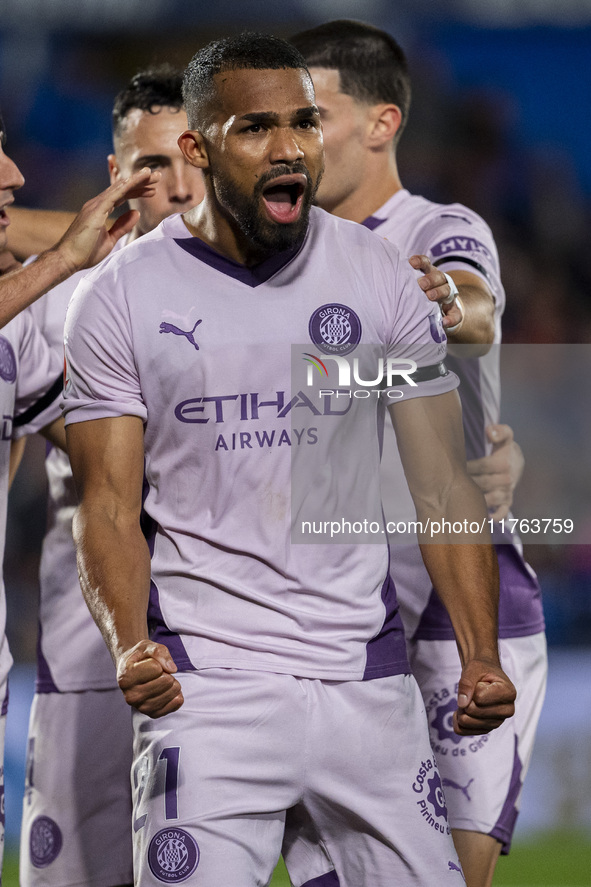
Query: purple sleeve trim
488 735 523 855
301 871 342 887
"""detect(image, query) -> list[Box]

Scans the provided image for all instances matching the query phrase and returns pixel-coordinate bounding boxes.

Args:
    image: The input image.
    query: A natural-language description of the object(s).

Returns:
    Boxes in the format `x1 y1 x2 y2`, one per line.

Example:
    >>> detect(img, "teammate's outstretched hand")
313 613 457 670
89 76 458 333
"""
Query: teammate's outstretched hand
453 658 516 736
54 167 161 274
409 253 463 330
467 424 524 520
117 639 183 719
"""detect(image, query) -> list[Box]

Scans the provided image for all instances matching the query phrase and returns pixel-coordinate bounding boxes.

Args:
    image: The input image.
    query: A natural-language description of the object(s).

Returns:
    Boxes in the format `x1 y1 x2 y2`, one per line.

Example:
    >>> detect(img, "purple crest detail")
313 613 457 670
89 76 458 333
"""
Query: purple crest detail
429 312 446 344
426 773 448 821
159 319 202 352
309 304 362 356
148 828 199 883
431 697 462 745
30 816 63 868
0 335 16 383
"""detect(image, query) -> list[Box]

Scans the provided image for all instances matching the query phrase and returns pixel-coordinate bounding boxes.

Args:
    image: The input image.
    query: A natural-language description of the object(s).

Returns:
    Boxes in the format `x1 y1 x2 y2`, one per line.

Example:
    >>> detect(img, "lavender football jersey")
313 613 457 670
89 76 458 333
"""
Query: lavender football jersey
366 190 544 640
63 208 459 682
28 238 129 692
0 310 63 685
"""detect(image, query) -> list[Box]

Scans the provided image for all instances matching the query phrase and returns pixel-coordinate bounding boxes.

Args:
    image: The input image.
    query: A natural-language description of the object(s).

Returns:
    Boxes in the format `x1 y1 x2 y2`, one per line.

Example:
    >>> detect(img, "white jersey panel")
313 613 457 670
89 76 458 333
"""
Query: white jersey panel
63 209 458 681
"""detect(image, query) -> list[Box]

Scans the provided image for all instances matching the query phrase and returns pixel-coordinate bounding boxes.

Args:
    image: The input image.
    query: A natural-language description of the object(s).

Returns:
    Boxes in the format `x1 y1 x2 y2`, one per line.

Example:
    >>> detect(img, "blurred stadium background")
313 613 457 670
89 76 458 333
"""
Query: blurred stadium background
2 0 591 884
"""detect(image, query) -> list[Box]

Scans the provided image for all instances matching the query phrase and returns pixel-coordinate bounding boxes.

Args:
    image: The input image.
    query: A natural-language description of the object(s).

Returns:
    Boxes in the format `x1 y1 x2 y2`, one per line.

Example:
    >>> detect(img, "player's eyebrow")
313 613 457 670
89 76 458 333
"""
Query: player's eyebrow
238 106 319 126
132 153 171 169
239 112 280 125
293 105 320 121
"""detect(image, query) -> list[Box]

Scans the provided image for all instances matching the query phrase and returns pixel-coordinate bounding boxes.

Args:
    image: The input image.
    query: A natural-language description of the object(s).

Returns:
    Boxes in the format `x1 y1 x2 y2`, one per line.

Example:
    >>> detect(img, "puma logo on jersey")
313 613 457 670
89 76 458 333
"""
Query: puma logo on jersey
448 860 466 881
159 319 203 351
442 777 474 801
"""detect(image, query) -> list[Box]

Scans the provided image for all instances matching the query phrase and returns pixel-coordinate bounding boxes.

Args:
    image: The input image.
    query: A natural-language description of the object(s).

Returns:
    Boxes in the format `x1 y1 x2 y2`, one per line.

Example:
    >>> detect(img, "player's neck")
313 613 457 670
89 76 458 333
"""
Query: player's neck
182 197 301 267
329 164 403 225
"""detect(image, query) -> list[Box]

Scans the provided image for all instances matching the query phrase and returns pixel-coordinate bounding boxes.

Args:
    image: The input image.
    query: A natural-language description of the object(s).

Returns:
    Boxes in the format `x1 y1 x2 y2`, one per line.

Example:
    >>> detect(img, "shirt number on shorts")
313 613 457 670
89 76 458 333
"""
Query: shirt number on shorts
159 746 181 821
133 746 181 832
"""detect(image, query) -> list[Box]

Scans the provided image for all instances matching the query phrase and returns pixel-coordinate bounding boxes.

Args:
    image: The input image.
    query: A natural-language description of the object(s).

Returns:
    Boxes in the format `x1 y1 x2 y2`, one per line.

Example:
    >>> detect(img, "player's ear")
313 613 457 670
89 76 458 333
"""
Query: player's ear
367 104 402 149
178 130 210 170
108 154 121 185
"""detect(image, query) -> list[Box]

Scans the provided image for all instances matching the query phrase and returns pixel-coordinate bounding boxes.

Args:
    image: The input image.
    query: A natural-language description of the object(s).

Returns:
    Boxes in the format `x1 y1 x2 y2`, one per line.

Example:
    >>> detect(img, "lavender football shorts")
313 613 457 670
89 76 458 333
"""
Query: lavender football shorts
131 668 464 886
20 688 134 887
409 632 547 852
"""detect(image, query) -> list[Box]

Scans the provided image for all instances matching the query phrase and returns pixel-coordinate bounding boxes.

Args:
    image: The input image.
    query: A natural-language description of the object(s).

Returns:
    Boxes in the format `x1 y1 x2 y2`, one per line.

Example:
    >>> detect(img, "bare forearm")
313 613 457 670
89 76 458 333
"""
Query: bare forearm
416 474 500 665
419 541 499 664
73 506 152 664
0 246 73 328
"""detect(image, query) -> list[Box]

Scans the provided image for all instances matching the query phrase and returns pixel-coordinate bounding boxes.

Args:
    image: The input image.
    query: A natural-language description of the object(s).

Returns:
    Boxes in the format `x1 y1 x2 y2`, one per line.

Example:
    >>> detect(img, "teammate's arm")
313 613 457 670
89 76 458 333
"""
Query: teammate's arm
8 437 26 488
388 391 516 735
0 167 159 329
409 254 495 348
67 414 183 718
39 416 67 453
6 208 75 261
468 424 524 520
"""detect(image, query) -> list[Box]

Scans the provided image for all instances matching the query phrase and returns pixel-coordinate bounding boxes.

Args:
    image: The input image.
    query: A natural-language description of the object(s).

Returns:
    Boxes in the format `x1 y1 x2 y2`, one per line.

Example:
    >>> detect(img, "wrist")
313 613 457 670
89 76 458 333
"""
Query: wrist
445 293 464 336
42 242 79 280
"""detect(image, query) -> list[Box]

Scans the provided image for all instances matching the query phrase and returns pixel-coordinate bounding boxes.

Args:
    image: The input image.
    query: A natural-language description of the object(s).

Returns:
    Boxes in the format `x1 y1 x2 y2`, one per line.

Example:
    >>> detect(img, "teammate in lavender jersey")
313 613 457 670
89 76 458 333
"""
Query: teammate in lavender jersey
62 33 516 887
19 68 204 887
0 116 78 877
288 20 547 887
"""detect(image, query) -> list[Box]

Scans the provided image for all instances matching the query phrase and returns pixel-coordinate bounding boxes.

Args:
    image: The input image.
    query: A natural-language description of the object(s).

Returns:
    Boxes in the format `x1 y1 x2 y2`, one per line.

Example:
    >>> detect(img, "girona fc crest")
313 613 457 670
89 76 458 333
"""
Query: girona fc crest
309 303 362 355
0 335 16 383
30 816 63 868
148 828 199 882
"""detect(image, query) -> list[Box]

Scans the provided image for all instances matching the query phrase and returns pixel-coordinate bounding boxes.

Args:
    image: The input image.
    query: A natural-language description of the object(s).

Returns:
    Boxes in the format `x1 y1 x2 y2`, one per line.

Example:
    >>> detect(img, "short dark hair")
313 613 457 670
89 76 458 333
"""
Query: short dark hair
182 32 311 130
112 64 184 138
290 20 411 143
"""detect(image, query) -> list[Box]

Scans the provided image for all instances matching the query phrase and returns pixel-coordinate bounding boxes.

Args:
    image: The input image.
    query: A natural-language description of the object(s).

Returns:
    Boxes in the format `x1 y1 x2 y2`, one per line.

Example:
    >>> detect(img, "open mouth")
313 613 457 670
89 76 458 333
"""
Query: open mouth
261 174 307 224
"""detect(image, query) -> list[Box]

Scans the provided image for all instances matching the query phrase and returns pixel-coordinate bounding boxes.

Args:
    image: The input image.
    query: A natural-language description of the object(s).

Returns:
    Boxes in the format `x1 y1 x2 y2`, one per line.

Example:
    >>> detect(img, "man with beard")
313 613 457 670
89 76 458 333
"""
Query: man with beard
62 33 515 886
19 66 203 887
